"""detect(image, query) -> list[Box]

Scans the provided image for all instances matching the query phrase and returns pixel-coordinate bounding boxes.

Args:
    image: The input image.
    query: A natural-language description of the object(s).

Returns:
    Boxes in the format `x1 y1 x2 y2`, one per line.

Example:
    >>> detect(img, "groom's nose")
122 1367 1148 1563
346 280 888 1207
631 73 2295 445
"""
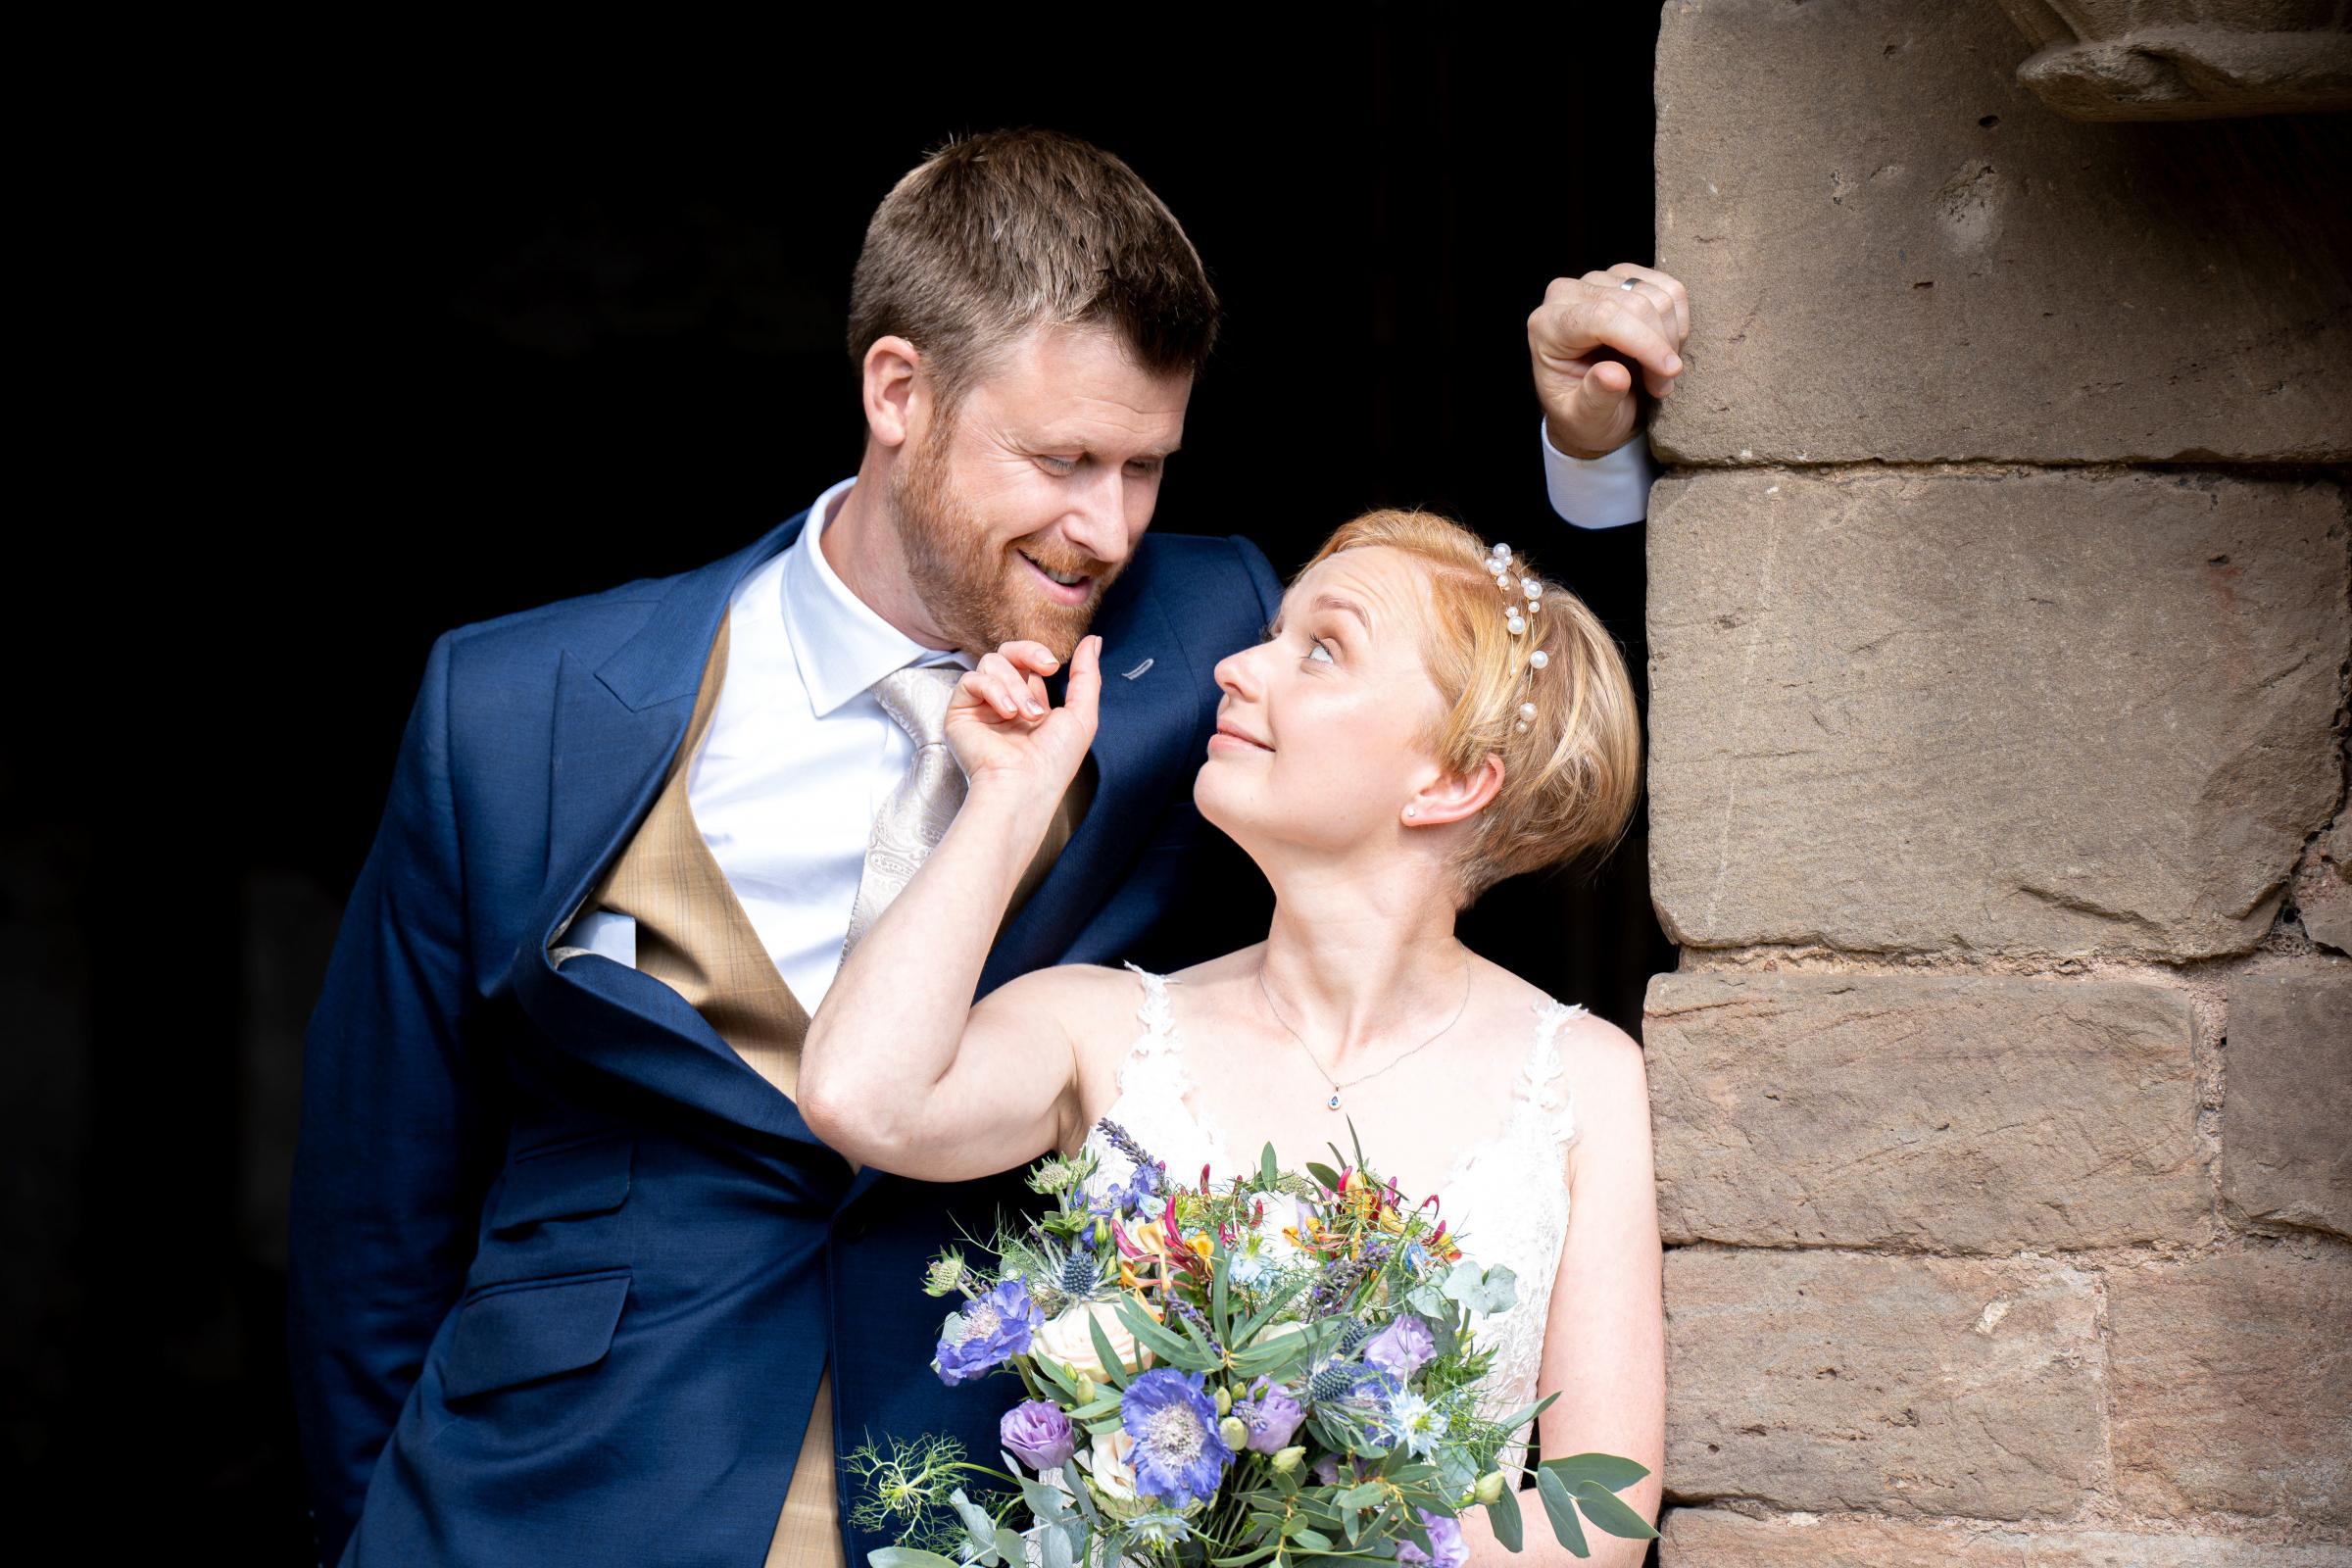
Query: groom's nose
1057 469 1138 566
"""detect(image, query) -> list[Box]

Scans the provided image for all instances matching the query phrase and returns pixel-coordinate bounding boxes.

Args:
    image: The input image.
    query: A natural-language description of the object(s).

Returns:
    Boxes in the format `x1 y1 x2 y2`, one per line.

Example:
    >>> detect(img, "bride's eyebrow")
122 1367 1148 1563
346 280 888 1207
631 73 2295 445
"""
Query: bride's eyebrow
1310 594 1373 633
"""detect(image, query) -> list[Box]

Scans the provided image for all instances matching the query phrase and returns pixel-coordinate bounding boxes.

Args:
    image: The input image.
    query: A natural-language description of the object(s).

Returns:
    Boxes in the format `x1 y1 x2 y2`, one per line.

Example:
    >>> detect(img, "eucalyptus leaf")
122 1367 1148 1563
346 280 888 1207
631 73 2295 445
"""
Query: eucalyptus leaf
1042 1521 1075 1568
1533 1468 1589 1558
1485 1481 1523 1553
1442 1261 1518 1316
1209 1549 1279 1568
1289 1527 1333 1550
1060 1459 1099 1522
1536 1453 1651 1494
870 1551 965 1568
1304 1162 1342 1193
1567 1480 1658 1542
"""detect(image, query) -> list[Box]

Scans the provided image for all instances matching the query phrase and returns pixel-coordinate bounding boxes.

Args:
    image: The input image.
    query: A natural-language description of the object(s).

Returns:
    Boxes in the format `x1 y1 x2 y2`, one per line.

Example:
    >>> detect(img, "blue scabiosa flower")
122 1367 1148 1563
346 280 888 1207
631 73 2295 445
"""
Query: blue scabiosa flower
1118 1368 1236 1507
934 1279 1044 1386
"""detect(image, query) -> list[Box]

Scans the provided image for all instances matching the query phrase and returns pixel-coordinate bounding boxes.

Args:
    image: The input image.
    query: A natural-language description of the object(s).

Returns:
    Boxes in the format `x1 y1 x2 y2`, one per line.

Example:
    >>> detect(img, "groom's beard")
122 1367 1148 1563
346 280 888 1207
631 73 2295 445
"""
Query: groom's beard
890 418 1122 661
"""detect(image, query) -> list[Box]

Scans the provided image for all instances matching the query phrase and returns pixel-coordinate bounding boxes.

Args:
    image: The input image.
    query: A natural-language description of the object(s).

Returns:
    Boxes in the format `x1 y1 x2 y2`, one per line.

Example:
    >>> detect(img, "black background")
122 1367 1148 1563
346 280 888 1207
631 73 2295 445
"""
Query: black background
10 12 1671 1554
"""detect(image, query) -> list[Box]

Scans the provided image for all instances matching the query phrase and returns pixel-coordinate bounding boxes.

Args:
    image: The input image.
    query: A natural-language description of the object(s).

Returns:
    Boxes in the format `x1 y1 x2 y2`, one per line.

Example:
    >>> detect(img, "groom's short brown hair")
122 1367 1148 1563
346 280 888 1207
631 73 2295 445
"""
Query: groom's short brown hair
848 128 1220 410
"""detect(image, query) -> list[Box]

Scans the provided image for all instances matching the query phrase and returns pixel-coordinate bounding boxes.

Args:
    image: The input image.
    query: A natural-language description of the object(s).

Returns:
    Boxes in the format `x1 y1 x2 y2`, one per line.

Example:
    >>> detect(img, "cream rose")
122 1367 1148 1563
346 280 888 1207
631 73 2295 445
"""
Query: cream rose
1036 1299 1153 1382
1085 1428 1146 1519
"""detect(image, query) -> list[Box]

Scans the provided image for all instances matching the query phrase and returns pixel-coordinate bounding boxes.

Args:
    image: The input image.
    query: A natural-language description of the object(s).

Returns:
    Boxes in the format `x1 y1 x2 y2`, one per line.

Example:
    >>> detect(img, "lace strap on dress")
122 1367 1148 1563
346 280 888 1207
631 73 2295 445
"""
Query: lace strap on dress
1512 999 1588 1152
1117 961 1185 1084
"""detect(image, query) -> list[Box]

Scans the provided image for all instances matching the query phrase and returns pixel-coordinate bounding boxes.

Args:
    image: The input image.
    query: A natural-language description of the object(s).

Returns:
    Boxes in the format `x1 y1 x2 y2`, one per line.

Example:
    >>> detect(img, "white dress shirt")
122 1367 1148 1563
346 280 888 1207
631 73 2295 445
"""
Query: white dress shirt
1541 417 1657 528
565 475 973 1007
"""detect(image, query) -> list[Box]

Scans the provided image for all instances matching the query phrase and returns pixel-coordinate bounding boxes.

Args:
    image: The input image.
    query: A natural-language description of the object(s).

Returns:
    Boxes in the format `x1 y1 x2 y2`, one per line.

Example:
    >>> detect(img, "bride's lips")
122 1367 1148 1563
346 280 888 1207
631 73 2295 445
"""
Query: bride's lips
1017 550 1094 606
1208 718 1273 756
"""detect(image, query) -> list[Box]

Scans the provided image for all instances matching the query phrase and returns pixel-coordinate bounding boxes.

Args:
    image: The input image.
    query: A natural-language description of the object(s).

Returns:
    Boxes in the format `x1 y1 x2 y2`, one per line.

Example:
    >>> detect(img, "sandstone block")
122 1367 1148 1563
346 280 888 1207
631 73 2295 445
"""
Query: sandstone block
1645 971 2203 1250
1646 467 2348 958
1661 1506 2352 1565
2296 811 2352 956
2223 967 2352 1238
2108 1246 2352 1523
1664 1249 2101 1519
1650 0 2352 464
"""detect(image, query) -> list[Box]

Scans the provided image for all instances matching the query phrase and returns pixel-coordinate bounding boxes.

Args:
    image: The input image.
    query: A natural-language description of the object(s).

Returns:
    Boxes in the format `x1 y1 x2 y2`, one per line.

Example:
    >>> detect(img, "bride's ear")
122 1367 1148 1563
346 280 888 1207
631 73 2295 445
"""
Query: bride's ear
1402 752 1504 828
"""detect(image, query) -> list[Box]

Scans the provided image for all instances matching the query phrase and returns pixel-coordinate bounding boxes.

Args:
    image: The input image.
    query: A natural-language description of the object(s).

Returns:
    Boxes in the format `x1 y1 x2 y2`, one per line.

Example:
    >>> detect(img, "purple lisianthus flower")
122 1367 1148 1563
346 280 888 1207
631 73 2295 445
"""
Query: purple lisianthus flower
1362 1315 1437 1380
1310 1454 1342 1488
935 1278 1044 1387
1119 1368 1236 1507
1001 1398 1079 1470
1234 1386 1306 1455
1396 1510 1468 1568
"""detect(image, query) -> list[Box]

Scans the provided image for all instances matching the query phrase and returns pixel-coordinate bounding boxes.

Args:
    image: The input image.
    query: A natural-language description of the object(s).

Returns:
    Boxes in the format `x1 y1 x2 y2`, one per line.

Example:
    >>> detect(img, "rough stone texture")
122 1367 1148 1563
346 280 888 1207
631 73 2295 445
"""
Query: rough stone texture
1995 0 2352 122
1645 971 2203 1250
1662 1506 2352 1564
1664 1249 2103 1519
1646 467 2348 958
1649 0 2352 464
2108 1246 2352 1524
2222 967 2352 1238
2296 809 2352 956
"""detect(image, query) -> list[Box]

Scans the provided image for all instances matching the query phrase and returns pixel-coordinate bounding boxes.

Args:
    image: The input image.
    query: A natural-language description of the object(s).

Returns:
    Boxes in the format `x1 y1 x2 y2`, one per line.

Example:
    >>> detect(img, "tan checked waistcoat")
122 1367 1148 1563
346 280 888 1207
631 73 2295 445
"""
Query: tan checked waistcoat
582 611 1091 1568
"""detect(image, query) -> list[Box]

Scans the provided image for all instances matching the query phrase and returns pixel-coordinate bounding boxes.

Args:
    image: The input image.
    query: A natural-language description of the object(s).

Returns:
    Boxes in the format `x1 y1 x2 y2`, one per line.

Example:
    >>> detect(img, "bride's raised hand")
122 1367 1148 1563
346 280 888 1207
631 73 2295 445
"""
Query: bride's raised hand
946 635 1102 800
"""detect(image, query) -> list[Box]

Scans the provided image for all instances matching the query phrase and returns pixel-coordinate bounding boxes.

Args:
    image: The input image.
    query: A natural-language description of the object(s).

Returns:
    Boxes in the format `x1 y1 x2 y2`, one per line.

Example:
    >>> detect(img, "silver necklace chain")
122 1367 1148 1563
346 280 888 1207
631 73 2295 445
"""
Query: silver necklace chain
1256 952 1474 1112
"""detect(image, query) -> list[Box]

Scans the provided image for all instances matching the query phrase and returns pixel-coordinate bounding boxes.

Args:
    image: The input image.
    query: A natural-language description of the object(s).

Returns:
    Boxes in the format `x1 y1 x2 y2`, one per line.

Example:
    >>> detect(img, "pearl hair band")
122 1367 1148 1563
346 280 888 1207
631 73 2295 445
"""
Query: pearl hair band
1487 540 1548 733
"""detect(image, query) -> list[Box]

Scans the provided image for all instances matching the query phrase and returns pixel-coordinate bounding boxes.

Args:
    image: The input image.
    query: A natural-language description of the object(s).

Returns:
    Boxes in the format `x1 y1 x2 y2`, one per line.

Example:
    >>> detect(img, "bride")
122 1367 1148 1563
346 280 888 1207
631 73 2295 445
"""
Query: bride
799 508 1666 1563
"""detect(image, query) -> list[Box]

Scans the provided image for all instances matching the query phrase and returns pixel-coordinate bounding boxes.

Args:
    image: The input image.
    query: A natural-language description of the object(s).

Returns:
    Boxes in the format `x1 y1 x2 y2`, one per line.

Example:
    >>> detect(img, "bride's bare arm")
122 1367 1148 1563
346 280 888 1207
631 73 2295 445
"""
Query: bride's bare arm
1458 1017 1665 1568
797 637 1109 1182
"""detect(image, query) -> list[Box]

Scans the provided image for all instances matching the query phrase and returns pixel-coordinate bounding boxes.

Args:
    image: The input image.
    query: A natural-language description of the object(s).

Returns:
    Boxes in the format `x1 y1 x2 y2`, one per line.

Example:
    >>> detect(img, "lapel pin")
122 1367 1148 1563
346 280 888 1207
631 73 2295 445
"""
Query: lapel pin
1121 658 1154 680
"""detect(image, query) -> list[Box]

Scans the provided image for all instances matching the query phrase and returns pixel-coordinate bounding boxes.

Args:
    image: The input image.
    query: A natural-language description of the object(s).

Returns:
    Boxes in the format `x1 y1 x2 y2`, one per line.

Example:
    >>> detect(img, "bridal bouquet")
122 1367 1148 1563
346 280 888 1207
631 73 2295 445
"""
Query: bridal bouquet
849 1123 1655 1568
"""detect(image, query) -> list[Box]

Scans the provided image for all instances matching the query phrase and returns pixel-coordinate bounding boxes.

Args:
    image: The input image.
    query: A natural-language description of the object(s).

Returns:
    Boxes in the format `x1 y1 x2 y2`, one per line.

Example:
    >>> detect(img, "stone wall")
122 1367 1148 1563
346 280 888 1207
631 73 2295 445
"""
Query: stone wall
1640 2 2351 1560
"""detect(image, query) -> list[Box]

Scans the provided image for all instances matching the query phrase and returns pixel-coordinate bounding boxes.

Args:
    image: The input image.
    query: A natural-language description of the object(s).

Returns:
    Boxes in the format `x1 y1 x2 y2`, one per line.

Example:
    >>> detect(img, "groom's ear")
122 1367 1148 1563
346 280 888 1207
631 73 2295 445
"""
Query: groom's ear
1404 752 1505 829
861 335 923 450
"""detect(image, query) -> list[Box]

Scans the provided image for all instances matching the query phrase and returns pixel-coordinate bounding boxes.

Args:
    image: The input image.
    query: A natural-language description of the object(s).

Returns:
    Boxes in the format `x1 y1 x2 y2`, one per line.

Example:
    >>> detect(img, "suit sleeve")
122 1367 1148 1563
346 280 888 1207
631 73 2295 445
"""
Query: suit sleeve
285 631 504 1566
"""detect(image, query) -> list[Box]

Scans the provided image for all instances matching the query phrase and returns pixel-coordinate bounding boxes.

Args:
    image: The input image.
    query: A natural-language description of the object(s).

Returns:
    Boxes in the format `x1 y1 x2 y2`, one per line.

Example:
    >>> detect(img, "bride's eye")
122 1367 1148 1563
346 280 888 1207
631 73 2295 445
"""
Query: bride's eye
1306 639 1336 665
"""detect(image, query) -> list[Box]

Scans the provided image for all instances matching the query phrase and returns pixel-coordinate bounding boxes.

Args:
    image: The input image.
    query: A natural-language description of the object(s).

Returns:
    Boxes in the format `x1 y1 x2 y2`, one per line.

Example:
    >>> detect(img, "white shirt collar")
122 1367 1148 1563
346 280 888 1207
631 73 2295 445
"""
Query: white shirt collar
779 476 973 717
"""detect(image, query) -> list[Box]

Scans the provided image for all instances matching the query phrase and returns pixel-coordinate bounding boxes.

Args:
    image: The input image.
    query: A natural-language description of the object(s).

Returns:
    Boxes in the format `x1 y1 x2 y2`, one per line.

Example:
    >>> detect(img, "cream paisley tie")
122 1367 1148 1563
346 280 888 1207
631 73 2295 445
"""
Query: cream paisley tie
842 662 968 958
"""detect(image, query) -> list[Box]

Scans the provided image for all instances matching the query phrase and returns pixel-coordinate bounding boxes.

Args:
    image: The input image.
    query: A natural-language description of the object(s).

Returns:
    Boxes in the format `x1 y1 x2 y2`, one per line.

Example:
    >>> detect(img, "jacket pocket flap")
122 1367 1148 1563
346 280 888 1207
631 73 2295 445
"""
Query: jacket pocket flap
444 1271 630 1399
490 1134 634 1233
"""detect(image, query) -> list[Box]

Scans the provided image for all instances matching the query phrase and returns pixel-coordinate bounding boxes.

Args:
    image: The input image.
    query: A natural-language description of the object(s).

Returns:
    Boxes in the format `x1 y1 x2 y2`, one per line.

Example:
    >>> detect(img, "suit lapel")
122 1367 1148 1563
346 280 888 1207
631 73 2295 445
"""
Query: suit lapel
510 511 826 1148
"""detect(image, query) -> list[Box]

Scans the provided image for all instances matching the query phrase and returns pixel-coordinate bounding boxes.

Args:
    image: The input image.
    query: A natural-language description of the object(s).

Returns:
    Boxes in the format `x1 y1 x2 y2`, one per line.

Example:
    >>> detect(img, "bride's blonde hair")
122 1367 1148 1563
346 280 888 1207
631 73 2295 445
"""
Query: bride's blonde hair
1298 509 1643 904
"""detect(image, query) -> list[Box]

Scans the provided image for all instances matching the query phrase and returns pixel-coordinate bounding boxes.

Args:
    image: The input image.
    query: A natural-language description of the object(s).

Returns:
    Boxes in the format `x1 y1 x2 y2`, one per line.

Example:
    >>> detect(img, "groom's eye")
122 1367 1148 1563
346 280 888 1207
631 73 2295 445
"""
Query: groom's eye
1036 455 1078 474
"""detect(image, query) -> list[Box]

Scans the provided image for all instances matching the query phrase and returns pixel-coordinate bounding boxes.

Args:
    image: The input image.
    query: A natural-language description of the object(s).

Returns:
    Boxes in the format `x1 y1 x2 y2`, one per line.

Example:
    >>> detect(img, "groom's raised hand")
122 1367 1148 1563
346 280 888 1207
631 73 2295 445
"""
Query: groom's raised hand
948 635 1103 799
1528 264 1691 461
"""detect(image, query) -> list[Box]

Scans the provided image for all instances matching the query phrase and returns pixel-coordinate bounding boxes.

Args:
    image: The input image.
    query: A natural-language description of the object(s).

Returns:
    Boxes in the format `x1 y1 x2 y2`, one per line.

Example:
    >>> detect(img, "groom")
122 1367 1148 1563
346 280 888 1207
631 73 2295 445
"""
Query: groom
288 127 1686 1568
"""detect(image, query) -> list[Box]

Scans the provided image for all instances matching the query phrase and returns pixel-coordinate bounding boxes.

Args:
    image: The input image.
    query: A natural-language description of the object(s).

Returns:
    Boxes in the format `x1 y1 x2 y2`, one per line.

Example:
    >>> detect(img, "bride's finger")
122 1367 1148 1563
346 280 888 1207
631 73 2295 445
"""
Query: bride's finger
979 653 1047 718
998 640 1061 677
1064 635 1103 732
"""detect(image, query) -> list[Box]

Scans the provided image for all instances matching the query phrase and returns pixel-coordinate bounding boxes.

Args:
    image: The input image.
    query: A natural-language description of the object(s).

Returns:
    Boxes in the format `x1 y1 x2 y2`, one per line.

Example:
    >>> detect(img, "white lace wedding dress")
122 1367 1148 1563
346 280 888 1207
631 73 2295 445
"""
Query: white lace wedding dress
1076 963 1587 1474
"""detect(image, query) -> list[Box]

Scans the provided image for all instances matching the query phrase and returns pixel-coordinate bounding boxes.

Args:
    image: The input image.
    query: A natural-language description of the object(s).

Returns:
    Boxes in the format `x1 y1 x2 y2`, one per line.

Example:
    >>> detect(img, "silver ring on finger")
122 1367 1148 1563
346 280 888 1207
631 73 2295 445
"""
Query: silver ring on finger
1620 278 1639 291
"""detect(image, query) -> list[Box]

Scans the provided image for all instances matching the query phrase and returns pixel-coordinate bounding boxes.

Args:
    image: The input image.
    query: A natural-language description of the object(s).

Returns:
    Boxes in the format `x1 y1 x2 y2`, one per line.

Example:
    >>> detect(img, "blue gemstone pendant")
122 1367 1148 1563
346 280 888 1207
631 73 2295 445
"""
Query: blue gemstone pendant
1327 1093 1342 1110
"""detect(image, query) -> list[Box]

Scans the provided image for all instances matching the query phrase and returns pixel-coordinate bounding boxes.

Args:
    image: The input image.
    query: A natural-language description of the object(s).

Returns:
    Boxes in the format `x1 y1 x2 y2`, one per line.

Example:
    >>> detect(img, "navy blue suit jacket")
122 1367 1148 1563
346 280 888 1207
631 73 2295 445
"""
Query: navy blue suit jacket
287 509 1285 1567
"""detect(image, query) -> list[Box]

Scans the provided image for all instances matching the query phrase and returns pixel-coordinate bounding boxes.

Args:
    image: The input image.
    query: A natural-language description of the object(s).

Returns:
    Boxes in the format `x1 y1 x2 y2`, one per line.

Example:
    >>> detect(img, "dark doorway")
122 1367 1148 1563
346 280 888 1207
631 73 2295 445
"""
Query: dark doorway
15 14 1671 1555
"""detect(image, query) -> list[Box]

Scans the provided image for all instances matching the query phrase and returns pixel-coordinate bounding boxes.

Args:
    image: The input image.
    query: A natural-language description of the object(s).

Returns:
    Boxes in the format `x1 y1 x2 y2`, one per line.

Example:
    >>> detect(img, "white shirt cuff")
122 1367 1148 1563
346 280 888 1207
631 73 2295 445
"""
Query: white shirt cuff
1541 416 1656 529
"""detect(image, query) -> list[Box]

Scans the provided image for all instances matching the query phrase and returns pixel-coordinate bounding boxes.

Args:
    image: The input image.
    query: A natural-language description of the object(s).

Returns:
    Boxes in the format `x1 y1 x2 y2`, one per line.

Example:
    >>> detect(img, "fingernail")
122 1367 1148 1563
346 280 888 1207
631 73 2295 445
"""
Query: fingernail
1667 355 1684 372
1024 701 1045 716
